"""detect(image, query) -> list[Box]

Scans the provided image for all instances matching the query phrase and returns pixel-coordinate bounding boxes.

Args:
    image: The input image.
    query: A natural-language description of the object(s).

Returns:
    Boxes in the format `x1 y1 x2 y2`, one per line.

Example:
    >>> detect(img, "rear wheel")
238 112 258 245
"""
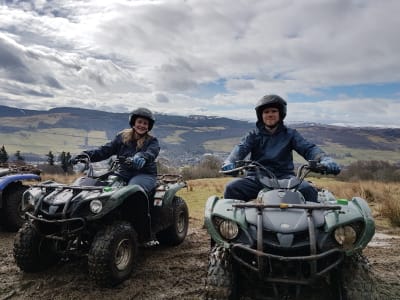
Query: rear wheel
204 245 239 300
157 196 189 246
13 223 59 272
88 221 138 287
336 253 379 300
2 184 28 231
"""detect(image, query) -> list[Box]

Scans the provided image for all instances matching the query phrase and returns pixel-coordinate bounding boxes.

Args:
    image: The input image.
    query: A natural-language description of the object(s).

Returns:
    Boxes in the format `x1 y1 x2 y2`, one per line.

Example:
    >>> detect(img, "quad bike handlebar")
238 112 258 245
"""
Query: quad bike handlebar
220 160 328 176
220 160 329 190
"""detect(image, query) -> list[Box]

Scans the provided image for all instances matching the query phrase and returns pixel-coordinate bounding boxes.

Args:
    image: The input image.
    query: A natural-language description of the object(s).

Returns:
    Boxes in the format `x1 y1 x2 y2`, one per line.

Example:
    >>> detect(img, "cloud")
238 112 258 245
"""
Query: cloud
0 1 399 127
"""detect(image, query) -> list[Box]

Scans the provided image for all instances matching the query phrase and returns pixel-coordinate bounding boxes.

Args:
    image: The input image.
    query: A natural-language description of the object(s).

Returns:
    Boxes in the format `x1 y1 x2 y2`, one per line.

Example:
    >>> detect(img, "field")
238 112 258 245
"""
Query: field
0 176 399 299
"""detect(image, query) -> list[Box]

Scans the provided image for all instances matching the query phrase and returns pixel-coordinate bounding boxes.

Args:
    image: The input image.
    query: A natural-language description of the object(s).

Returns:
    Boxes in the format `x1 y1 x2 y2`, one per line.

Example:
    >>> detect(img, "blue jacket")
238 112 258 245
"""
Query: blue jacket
85 131 160 179
225 121 326 178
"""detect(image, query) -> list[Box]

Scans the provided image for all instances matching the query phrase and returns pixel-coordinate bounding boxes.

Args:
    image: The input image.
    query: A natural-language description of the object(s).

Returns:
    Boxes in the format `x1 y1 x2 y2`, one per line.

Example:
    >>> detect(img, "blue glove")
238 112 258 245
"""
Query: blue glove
128 155 145 170
220 162 235 172
320 157 341 175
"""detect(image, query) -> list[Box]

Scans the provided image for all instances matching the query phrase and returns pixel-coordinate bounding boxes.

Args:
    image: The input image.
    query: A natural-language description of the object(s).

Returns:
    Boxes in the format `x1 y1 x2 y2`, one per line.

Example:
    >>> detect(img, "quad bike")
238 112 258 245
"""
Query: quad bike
0 164 41 231
204 160 377 300
13 155 189 287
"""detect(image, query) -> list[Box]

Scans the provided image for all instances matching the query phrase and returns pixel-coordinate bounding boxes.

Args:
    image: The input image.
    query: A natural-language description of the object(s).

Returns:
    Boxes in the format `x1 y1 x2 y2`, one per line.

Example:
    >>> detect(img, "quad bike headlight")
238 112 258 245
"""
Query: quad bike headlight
334 225 357 248
89 200 103 214
22 188 42 211
218 220 239 240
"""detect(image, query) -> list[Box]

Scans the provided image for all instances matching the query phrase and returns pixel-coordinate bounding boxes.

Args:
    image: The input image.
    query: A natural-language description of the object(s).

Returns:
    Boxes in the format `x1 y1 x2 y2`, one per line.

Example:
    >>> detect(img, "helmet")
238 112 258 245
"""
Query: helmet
129 107 155 131
255 94 287 122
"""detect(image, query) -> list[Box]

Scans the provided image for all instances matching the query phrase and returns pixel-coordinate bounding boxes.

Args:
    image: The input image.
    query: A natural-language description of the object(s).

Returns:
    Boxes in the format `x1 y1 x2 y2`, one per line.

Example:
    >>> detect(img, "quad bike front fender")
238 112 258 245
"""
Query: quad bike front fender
324 197 375 254
0 174 41 208
204 196 247 247
86 185 148 220
0 174 41 190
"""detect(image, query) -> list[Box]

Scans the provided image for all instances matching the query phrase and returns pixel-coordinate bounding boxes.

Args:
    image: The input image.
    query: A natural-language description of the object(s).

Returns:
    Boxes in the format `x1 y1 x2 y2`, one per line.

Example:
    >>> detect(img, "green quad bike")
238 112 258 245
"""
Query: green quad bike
13 155 189 287
204 160 377 300
0 164 41 231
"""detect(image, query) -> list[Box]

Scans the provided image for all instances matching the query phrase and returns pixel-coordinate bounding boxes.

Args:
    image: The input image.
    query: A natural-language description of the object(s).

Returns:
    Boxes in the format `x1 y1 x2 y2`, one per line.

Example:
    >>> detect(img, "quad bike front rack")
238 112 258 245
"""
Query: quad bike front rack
231 202 344 285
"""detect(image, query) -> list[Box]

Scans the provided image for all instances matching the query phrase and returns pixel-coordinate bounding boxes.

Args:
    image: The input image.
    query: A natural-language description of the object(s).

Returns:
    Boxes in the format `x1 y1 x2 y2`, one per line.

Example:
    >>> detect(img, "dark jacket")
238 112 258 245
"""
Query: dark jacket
85 131 160 179
225 121 325 178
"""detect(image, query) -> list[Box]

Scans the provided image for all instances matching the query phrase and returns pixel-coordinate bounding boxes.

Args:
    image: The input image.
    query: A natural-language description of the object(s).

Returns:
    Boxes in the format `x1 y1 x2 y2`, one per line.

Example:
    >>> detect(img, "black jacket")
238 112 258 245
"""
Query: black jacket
85 131 160 179
225 122 326 178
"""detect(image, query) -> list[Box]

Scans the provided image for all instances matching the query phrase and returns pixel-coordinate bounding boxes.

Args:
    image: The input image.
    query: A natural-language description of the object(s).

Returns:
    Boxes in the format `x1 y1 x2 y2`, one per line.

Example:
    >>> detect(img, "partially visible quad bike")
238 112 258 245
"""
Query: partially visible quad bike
204 160 378 300
13 155 189 287
0 164 41 231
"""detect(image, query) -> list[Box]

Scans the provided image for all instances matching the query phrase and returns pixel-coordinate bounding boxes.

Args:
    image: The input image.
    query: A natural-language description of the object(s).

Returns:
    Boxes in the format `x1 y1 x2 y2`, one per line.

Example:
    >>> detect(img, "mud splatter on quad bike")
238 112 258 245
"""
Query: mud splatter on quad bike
0 164 41 231
13 155 189 287
204 160 378 300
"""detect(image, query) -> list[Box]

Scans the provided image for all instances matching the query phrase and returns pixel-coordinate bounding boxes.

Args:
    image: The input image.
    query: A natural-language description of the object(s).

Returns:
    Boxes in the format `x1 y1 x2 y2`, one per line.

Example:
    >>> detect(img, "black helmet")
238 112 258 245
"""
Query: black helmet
129 107 155 131
255 94 287 122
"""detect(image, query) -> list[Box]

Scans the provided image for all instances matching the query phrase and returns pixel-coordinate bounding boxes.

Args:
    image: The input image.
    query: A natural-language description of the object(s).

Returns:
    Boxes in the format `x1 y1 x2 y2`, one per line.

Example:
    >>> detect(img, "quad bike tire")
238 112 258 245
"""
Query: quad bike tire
88 221 138 287
337 253 379 300
157 196 189 246
204 245 239 300
13 223 59 272
1 184 28 232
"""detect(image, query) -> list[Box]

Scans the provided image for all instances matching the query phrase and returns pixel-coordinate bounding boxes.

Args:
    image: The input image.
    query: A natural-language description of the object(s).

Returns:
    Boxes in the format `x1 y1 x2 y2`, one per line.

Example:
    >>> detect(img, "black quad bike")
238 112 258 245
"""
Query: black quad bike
204 160 377 300
0 164 41 231
13 155 189 287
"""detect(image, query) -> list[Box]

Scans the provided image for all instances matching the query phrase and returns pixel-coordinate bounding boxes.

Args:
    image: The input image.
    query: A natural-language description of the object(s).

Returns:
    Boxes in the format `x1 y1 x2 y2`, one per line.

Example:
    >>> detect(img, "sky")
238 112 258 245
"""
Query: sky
1 0 400 127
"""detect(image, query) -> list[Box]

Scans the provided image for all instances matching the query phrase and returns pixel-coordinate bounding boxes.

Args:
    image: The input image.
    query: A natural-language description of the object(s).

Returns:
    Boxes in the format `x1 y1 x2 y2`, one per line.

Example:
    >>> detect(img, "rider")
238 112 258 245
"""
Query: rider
221 94 341 202
75 107 160 195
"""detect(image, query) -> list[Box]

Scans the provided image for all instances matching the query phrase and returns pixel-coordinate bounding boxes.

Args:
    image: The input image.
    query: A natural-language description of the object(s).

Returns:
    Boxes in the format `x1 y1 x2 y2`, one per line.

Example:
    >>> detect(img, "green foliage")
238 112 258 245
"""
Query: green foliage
0 145 8 163
59 151 72 173
46 151 55 165
14 150 24 162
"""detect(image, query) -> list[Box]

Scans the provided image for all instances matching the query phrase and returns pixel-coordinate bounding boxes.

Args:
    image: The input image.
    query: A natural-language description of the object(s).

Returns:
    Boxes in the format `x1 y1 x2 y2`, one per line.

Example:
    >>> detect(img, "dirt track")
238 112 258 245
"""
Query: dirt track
1 218 400 300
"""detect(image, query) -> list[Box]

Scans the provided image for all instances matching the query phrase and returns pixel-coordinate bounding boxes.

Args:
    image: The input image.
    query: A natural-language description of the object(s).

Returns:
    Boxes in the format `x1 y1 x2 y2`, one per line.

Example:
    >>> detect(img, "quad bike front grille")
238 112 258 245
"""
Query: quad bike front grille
26 212 86 240
231 243 344 285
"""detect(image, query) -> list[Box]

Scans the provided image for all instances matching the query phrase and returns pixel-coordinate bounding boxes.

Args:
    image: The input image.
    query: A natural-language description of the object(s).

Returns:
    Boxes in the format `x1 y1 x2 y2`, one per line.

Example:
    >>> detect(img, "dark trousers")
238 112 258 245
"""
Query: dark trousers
128 173 157 194
223 176 318 202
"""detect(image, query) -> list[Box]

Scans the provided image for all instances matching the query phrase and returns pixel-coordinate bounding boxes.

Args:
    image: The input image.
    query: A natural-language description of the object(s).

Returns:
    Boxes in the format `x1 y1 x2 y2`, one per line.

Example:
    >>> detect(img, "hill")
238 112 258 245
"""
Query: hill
0 105 399 166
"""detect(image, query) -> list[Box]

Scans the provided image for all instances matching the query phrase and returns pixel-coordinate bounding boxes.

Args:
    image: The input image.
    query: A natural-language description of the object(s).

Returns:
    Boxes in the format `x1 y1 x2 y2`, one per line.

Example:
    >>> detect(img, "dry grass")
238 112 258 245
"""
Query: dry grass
37 173 400 227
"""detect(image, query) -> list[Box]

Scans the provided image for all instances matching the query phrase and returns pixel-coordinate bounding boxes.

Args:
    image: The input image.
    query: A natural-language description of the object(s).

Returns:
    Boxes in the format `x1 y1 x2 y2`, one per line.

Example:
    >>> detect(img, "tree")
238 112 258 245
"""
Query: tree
15 150 24 162
46 151 55 165
0 145 8 163
59 151 72 173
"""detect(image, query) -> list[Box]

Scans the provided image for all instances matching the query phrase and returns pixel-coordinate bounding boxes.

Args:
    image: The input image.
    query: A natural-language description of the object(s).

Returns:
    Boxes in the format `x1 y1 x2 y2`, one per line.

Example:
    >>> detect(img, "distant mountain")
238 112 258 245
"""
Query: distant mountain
0 105 399 166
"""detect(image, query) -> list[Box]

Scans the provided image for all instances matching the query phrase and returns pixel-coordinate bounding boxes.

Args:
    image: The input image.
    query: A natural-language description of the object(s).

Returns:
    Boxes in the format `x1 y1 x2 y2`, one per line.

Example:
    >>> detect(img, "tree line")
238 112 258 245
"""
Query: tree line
1 145 399 182
0 145 72 173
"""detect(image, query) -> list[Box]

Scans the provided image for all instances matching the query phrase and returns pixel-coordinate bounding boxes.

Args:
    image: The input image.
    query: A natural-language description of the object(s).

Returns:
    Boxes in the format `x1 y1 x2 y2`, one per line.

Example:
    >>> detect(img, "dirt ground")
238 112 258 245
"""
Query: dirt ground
1 218 400 300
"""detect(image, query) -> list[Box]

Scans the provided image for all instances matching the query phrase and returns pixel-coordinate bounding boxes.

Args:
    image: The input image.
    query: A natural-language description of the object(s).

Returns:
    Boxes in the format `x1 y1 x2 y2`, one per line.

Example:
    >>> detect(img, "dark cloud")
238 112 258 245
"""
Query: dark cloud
156 93 169 103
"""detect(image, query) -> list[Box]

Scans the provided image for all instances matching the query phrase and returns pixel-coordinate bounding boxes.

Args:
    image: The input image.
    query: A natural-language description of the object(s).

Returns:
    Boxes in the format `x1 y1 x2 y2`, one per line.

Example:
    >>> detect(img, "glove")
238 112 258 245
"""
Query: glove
127 155 146 170
220 162 235 172
69 153 88 165
221 163 235 172
320 157 341 175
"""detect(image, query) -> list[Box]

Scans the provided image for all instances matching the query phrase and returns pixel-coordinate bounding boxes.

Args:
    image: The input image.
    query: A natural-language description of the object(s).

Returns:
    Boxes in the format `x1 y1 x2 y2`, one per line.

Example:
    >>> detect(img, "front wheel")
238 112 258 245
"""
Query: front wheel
2 184 28 231
13 223 59 272
204 245 239 300
336 253 379 300
157 196 189 246
88 221 138 287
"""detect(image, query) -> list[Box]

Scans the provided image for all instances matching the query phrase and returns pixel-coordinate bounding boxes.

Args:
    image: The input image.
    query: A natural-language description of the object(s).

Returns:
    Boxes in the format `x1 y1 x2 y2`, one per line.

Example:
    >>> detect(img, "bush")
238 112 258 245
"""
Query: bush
180 155 223 180
339 160 400 182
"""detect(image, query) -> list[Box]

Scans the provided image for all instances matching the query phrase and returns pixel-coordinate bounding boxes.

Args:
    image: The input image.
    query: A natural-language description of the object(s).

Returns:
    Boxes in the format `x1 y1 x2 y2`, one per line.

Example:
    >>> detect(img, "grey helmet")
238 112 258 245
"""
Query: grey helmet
129 107 155 131
255 94 287 122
